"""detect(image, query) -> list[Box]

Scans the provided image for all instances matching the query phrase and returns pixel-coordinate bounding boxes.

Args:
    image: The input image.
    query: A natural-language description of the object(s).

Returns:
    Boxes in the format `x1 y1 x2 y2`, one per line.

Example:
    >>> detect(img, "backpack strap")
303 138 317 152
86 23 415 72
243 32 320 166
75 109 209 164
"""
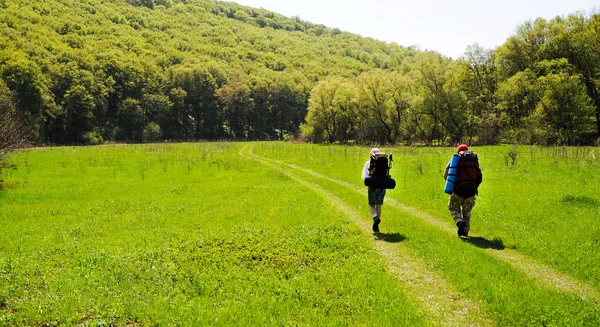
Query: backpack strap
369 158 376 175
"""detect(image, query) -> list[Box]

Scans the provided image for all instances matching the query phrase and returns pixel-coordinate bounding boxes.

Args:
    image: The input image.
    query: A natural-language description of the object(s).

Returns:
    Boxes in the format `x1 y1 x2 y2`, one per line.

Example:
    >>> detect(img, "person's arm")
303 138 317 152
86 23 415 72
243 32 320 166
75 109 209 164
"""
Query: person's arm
443 161 450 180
361 161 369 181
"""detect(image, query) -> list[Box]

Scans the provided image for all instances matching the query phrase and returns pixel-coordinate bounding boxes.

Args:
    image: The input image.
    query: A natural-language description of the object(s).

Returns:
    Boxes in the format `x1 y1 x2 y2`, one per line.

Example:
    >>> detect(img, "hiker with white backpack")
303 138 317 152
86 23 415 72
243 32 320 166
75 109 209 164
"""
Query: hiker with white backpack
361 148 396 233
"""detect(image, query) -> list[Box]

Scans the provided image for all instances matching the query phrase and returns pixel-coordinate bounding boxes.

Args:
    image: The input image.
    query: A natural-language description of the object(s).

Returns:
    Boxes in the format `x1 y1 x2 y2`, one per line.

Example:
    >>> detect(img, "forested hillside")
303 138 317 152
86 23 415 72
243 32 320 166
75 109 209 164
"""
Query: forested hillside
0 0 415 144
1 0 599 145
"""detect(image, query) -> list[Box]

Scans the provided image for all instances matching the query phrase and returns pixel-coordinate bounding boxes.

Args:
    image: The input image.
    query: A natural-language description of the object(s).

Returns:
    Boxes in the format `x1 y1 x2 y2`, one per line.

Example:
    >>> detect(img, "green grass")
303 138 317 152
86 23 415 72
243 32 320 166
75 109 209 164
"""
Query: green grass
0 144 426 326
255 142 600 290
2 142 600 326
281 162 599 326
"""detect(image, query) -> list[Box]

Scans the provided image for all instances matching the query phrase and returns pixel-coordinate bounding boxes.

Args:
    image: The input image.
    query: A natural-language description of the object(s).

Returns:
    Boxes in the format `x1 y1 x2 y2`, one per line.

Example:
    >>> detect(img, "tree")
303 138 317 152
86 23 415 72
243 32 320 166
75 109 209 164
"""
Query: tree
304 77 358 143
528 71 595 144
332 81 359 143
62 85 99 144
142 122 162 143
410 53 466 145
169 65 223 139
141 93 172 134
355 72 401 144
43 63 111 144
585 14 600 138
304 77 341 143
270 80 307 140
248 79 272 140
458 44 501 144
0 50 53 140
166 87 194 140
216 77 253 139
540 14 600 139
388 73 413 143
127 0 154 9
117 98 145 142
495 18 554 79
495 70 538 142
0 80 30 182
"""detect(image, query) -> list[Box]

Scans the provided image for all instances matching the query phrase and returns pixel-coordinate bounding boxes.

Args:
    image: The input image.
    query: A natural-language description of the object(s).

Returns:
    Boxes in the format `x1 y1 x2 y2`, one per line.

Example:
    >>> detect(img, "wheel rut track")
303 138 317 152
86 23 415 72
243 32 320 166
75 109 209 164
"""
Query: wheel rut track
246 145 600 308
240 145 495 327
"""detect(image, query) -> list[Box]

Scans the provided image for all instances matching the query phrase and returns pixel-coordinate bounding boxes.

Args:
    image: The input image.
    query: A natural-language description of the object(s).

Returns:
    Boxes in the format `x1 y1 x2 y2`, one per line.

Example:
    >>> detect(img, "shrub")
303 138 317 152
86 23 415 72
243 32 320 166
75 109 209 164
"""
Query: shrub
82 131 104 145
142 122 162 143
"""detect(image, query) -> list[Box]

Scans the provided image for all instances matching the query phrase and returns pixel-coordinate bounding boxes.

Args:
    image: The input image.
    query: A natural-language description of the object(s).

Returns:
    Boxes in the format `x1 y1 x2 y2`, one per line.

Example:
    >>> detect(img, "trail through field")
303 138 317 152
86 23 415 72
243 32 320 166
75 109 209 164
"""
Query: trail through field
246 146 600 308
240 145 494 326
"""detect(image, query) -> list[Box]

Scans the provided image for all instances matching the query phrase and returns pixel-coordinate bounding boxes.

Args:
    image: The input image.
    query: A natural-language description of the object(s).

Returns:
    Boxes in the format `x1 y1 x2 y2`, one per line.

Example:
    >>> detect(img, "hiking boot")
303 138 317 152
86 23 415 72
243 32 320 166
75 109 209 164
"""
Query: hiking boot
456 221 466 237
372 217 381 233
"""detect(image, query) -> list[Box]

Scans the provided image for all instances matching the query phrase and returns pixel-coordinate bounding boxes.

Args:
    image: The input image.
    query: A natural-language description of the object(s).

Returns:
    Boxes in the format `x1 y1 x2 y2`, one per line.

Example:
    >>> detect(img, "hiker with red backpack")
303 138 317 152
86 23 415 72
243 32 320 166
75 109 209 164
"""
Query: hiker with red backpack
443 144 483 237
361 148 395 233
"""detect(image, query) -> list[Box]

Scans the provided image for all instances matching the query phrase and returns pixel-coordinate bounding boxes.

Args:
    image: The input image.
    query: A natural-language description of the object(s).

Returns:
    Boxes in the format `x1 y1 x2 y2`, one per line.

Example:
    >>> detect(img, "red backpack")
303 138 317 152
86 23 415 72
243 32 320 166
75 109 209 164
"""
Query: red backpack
454 151 482 197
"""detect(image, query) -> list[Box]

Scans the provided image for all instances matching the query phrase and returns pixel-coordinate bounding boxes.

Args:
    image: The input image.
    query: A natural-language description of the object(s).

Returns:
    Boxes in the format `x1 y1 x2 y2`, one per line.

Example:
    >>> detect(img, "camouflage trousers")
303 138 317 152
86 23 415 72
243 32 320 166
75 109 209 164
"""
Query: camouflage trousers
448 193 476 232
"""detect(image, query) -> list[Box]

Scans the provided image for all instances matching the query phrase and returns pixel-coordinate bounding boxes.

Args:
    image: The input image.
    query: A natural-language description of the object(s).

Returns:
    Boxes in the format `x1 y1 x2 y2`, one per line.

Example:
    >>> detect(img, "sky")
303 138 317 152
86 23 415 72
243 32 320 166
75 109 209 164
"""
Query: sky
228 0 599 59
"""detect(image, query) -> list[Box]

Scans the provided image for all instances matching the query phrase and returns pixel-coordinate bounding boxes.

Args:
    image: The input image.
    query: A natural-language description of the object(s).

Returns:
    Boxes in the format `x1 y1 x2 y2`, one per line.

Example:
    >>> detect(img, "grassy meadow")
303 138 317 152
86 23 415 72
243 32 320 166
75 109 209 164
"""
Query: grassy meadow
1 142 599 326
0 144 426 326
254 143 600 287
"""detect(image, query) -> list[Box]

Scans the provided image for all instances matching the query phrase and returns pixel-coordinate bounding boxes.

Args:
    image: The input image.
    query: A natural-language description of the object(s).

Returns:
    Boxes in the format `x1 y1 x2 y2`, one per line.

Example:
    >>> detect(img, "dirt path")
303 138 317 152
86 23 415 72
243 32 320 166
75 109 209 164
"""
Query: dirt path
249 147 600 308
240 145 495 327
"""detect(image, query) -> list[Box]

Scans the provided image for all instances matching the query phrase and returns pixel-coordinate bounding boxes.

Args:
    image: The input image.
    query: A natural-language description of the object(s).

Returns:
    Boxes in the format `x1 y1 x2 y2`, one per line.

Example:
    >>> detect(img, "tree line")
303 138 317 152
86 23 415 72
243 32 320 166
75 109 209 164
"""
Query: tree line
1 0 599 146
304 14 600 145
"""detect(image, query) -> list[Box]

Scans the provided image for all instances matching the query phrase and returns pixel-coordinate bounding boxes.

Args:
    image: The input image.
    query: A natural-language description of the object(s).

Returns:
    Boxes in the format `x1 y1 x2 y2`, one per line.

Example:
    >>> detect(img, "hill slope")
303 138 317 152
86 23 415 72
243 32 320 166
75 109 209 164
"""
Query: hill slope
0 0 416 144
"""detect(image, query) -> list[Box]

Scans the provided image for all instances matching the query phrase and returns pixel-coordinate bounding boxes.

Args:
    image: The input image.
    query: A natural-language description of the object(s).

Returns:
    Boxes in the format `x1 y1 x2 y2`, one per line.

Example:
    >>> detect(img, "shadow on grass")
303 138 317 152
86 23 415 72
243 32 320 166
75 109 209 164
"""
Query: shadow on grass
462 236 505 250
561 195 599 208
375 232 406 243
